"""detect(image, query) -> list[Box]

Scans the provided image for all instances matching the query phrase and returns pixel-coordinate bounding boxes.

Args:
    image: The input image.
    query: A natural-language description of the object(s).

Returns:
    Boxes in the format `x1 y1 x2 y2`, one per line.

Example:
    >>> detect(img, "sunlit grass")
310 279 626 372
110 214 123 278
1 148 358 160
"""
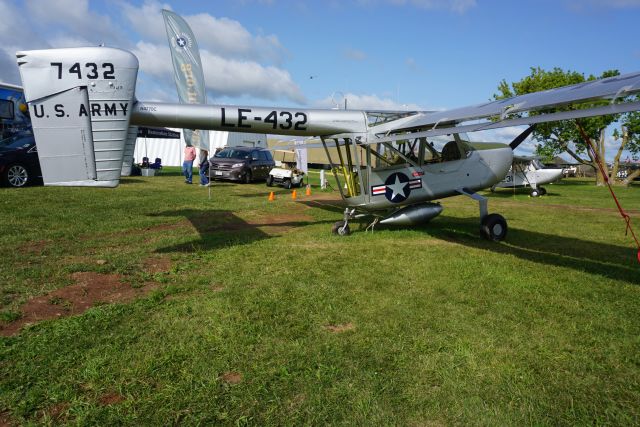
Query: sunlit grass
0 175 639 425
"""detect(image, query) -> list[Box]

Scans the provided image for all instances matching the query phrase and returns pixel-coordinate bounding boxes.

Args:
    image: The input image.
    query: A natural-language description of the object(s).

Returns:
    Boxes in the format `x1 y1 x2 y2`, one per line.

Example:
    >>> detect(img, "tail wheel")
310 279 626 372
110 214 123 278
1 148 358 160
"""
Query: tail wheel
480 213 507 241
331 221 351 236
5 164 29 188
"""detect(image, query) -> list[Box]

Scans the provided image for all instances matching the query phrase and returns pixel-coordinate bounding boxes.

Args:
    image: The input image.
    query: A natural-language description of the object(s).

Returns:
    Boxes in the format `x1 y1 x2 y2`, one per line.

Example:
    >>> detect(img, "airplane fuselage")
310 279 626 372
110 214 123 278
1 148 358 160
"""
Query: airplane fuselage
343 146 513 211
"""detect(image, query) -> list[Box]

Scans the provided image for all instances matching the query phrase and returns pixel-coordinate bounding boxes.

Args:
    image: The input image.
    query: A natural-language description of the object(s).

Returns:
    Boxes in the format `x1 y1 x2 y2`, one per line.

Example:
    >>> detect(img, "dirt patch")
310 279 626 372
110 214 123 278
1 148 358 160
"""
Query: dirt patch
142 255 172 274
39 402 69 423
98 392 125 406
211 284 225 292
220 371 243 384
324 322 355 333
0 272 158 337
0 411 14 427
19 239 50 255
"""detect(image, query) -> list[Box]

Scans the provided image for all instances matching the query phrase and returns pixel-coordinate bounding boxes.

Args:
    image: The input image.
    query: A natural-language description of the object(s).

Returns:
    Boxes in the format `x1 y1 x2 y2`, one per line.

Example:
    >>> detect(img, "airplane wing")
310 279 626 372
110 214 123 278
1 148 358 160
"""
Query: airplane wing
370 71 640 143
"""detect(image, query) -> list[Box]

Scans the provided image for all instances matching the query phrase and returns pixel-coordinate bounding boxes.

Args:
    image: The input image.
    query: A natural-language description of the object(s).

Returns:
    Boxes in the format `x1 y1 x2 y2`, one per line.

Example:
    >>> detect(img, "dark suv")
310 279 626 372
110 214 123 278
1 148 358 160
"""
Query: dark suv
0 132 42 188
209 147 275 183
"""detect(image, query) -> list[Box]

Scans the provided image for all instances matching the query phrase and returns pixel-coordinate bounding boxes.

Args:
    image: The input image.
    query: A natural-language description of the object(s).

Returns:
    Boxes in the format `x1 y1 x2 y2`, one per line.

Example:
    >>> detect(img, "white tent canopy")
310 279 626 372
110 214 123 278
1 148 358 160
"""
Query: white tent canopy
133 129 267 166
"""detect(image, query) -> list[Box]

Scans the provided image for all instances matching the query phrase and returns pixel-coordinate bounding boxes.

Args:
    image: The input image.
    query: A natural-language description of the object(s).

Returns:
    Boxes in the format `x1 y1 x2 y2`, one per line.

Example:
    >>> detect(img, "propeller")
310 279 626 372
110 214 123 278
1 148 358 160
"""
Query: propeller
509 124 537 150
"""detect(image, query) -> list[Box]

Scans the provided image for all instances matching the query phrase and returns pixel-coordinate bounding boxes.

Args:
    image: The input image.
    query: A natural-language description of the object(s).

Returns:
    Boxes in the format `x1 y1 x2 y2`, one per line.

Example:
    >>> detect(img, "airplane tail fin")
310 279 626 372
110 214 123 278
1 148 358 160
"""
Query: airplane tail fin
16 47 138 187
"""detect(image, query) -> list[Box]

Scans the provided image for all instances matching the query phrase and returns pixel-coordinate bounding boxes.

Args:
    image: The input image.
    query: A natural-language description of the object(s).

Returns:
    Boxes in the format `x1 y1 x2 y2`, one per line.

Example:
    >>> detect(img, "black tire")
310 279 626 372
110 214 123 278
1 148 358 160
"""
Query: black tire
538 187 547 196
266 175 273 187
530 189 540 197
5 164 29 188
242 170 252 184
297 179 304 188
331 221 351 236
284 179 292 190
480 213 507 241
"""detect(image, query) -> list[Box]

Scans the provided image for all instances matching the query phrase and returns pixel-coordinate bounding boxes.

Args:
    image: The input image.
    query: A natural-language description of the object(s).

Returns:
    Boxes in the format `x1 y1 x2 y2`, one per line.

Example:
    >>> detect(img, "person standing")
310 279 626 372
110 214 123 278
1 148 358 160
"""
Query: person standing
199 150 209 186
183 145 197 184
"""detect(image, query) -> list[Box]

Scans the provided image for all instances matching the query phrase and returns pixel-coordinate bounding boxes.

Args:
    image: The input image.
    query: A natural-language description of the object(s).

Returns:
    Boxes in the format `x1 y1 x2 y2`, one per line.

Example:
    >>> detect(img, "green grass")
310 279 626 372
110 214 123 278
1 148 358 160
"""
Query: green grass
1 174 639 425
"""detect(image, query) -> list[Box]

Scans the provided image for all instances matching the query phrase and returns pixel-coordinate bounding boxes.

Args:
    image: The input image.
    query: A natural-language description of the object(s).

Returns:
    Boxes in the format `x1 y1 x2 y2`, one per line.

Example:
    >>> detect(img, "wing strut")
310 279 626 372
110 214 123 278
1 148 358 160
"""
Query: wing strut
509 125 537 150
575 122 640 263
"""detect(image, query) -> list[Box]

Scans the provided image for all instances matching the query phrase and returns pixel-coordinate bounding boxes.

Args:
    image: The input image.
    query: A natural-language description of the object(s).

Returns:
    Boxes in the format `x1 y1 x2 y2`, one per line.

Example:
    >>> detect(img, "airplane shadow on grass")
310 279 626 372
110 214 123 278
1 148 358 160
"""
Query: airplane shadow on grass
299 198 639 284
147 208 328 253
426 216 640 285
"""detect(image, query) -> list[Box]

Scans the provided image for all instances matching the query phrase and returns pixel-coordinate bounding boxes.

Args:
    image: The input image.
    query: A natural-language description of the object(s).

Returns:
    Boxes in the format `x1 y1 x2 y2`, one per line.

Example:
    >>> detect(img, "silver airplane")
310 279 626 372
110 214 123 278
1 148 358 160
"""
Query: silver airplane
15 47 640 240
491 155 564 197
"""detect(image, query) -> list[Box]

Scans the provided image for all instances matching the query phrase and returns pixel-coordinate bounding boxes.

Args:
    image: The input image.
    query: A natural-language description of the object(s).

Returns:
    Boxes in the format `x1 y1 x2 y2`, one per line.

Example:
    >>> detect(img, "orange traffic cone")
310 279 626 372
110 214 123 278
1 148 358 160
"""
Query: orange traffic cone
305 184 311 196
291 190 297 200
268 191 275 201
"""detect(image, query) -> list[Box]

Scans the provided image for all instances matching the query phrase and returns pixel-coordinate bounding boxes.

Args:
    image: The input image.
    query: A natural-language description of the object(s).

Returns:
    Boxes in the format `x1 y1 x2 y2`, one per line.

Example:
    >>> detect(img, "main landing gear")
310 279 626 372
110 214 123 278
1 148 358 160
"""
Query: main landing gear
332 208 356 236
331 192 508 241
457 188 508 241
530 186 546 197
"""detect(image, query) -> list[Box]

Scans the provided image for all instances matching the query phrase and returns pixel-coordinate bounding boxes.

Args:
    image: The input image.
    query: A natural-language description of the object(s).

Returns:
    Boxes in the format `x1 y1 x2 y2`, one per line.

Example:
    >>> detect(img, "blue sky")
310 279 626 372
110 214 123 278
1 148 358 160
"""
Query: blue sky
1 0 639 158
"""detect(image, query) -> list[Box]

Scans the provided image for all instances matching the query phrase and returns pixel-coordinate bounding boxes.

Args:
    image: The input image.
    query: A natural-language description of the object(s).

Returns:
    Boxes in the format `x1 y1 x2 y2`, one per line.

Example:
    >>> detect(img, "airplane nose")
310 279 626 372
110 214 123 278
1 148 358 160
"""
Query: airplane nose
478 147 513 180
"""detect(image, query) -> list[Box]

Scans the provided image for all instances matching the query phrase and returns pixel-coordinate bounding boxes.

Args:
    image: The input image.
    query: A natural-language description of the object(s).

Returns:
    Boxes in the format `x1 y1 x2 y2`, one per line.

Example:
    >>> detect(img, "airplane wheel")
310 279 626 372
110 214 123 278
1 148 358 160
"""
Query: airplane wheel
538 187 547 195
332 221 351 236
530 189 540 197
480 213 507 241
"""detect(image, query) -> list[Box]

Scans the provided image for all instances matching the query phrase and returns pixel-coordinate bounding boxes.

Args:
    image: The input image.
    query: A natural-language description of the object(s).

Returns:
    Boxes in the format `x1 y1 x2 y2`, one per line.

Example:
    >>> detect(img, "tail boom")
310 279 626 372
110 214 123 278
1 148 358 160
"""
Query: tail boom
131 102 366 137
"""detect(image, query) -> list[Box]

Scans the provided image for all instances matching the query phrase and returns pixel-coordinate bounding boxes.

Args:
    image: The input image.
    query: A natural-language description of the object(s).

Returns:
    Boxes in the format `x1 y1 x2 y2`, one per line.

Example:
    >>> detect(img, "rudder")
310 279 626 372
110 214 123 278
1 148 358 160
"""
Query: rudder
16 47 139 187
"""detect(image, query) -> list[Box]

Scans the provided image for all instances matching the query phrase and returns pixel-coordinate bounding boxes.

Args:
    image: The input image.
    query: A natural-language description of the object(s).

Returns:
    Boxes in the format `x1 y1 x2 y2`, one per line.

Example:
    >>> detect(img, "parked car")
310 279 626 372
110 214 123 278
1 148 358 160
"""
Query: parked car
209 147 275 183
0 132 42 188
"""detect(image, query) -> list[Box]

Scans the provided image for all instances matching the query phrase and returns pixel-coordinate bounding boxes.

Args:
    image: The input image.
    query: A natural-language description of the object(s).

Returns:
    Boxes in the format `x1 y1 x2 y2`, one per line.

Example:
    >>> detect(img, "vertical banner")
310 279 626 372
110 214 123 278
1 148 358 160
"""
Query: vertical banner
162 9 209 151
295 140 308 173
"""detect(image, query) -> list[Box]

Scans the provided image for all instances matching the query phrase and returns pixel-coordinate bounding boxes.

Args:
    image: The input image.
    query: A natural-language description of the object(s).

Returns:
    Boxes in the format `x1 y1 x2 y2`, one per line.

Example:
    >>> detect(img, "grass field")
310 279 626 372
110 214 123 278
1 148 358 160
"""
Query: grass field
1 171 639 425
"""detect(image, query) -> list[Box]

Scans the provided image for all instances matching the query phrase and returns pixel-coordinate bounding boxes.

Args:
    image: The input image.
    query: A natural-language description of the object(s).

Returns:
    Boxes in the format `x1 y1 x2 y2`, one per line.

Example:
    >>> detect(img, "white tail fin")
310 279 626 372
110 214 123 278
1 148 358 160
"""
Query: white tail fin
16 47 138 187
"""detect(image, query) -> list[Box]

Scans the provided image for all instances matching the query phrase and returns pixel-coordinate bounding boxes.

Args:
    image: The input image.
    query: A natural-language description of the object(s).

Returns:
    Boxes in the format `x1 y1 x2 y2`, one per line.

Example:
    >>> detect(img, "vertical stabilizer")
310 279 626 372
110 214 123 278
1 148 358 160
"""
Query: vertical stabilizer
16 47 138 187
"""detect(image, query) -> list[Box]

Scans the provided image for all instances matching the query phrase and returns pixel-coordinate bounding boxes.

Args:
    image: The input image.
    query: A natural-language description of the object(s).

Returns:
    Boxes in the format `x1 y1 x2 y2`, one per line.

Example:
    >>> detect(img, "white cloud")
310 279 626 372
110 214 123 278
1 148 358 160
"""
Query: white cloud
120 0 173 42
132 41 305 104
200 51 305 103
122 1 287 64
0 0 48 83
314 92 422 110
25 0 127 47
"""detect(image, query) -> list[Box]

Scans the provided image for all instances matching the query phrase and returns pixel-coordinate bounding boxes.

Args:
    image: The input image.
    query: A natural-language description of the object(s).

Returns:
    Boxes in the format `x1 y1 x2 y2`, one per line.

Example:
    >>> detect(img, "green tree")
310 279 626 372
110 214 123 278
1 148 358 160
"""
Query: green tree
494 67 640 186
